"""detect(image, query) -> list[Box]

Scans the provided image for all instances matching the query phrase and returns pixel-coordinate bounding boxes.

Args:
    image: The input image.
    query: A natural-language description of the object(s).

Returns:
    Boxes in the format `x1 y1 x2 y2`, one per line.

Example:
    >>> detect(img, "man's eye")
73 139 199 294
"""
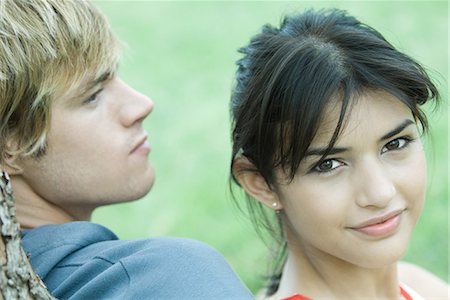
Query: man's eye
314 159 342 173
382 137 412 153
84 89 103 104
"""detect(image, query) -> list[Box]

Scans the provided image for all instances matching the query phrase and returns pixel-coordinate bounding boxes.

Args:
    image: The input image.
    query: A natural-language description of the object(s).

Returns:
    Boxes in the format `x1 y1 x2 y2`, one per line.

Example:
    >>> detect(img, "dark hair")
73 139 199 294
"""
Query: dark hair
229 8 439 294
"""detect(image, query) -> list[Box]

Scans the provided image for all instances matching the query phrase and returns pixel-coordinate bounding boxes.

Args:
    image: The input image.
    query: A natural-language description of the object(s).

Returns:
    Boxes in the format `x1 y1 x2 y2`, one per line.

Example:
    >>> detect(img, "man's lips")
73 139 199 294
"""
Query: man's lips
130 134 150 155
349 210 404 237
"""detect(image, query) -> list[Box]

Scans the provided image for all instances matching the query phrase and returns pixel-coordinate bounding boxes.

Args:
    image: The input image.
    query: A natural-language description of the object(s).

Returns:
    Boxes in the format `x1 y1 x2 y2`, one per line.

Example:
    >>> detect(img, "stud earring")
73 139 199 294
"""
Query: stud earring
271 202 281 214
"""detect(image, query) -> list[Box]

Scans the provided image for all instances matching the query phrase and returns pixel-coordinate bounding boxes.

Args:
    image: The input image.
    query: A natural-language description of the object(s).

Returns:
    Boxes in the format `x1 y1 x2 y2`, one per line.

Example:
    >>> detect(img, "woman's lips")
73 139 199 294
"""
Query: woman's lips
350 211 403 238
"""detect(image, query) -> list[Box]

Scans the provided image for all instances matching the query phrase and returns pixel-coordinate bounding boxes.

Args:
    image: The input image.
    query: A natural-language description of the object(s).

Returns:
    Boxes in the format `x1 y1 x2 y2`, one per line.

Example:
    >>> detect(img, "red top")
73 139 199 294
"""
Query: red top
282 294 312 300
282 286 413 300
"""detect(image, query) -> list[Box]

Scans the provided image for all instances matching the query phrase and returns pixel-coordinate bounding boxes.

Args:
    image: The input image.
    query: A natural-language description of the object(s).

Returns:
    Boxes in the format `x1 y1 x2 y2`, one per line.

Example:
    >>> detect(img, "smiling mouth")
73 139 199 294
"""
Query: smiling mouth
350 210 404 238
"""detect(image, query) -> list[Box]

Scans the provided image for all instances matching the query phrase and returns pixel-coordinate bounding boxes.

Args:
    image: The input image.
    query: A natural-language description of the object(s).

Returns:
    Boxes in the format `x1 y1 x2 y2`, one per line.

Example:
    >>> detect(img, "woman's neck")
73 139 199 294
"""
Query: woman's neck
273 249 401 300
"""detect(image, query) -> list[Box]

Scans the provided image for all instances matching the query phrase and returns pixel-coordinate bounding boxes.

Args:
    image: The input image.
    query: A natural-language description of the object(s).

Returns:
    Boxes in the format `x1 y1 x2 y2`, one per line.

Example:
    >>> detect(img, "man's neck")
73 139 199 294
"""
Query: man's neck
10 175 91 229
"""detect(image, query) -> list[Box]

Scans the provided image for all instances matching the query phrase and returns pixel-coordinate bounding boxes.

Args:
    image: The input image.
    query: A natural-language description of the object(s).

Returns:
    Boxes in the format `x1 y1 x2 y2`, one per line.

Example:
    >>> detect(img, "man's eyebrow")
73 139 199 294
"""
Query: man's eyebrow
67 71 114 104
83 71 113 93
379 119 415 141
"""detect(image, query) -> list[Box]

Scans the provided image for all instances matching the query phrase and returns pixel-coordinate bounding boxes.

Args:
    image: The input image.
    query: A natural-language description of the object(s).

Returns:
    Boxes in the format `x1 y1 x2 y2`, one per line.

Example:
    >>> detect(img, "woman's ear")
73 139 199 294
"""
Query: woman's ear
233 156 283 211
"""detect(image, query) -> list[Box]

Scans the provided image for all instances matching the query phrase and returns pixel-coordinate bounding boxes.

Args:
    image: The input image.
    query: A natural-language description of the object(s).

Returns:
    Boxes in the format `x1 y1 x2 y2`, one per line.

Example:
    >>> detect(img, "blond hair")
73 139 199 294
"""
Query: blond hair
0 0 120 166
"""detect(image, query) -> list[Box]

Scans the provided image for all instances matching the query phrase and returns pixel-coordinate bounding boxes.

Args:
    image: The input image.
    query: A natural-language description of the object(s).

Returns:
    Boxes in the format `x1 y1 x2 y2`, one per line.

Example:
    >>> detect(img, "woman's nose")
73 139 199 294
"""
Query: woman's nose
354 159 396 208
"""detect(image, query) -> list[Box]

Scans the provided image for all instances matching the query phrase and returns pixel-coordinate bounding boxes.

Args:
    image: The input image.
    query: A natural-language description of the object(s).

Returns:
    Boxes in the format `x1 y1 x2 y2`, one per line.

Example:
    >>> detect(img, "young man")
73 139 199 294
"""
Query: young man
0 0 252 298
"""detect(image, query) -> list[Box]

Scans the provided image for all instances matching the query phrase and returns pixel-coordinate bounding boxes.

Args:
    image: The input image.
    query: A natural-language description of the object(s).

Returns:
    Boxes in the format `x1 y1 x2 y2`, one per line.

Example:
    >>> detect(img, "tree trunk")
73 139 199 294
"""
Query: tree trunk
0 171 55 300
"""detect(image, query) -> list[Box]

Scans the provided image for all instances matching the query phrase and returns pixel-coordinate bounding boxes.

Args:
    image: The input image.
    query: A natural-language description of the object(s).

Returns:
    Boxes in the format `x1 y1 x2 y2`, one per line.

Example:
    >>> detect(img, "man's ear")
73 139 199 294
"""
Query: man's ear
2 141 24 175
233 156 283 211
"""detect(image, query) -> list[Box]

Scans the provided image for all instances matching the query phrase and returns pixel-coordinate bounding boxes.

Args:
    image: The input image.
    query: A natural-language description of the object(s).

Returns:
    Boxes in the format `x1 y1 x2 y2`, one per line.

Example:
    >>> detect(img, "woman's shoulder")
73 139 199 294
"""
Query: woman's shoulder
398 261 449 299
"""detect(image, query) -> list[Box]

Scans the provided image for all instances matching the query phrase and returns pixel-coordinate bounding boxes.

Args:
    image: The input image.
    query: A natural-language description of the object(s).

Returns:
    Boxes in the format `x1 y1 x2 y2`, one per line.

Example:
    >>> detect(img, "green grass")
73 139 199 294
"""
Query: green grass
92 1 448 293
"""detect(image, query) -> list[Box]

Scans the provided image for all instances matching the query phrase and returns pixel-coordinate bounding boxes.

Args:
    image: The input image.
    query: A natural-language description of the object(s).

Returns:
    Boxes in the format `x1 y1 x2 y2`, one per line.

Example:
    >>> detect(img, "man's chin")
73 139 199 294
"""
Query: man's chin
128 169 155 201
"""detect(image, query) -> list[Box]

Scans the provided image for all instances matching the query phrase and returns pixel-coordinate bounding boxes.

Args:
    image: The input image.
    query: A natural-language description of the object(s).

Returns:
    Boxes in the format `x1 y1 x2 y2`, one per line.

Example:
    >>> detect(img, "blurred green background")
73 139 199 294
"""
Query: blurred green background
93 0 448 293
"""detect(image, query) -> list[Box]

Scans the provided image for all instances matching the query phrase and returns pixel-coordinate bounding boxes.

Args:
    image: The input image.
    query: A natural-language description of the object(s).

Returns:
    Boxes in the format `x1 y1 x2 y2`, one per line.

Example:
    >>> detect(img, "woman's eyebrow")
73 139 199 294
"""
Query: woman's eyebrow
305 119 415 157
305 146 348 157
379 119 415 141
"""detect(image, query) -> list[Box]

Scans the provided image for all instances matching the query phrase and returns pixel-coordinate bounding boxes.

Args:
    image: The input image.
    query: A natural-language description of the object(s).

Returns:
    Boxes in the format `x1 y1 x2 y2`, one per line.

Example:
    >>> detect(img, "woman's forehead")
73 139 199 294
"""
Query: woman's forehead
310 90 414 147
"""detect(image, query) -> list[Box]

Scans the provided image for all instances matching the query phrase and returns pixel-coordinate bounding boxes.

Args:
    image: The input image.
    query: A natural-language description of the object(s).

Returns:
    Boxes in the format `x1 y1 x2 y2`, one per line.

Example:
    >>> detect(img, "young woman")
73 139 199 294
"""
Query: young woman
230 9 449 300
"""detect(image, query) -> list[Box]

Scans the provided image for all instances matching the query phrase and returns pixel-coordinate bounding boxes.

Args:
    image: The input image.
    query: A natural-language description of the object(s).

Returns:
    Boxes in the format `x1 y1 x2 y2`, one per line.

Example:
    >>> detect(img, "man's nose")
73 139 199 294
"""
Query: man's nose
119 81 154 128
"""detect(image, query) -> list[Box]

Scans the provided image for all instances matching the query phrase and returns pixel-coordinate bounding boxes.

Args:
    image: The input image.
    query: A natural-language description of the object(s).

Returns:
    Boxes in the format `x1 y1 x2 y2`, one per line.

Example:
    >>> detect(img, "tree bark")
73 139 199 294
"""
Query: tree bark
0 171 55 300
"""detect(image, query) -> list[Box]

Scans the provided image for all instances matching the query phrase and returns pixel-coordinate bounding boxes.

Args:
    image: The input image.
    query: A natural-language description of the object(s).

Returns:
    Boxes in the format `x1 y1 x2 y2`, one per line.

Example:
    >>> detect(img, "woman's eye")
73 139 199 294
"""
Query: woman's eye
314 159 342 173
382 137 411 153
